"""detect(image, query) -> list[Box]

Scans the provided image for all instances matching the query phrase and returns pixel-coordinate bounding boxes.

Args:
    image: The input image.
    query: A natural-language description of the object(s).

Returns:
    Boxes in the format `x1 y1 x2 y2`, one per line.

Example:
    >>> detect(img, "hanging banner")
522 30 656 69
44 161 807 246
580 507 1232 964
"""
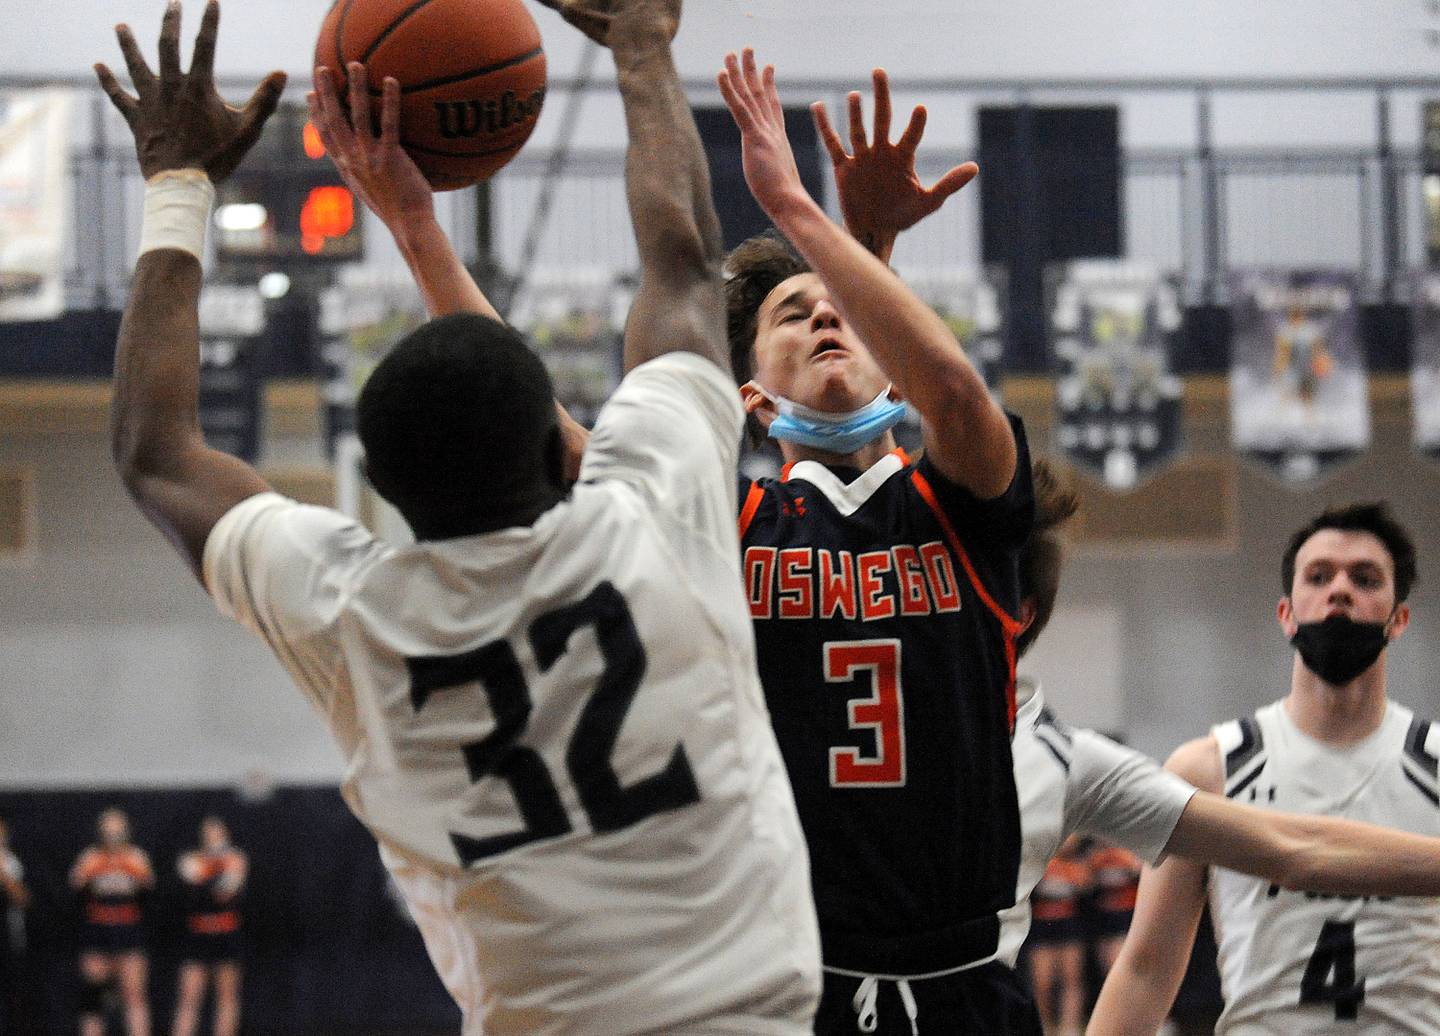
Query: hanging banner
198 286 266 463
0 89 74 323
1229 270 1367 485
1412 271 1440 461
512 277 627 431
1050 261 1184 490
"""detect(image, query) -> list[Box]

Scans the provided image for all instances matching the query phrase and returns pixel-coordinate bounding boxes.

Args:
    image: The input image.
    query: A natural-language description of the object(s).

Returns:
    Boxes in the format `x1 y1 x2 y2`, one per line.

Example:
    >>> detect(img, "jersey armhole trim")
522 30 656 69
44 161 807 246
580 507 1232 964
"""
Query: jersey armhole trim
909 466 1023 730
737 480 765 540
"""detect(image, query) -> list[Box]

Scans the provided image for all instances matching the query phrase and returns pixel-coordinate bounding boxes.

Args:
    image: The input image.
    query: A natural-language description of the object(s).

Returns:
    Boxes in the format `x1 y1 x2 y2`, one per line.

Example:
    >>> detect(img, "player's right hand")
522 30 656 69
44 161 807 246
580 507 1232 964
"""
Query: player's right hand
309 62 435 229
717 49 810 224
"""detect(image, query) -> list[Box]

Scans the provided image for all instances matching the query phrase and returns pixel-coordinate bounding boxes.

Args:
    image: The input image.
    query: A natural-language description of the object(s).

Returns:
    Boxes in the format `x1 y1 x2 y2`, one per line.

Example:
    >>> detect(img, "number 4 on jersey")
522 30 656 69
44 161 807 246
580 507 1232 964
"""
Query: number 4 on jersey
1300 919 1366 1020
826 639 906 787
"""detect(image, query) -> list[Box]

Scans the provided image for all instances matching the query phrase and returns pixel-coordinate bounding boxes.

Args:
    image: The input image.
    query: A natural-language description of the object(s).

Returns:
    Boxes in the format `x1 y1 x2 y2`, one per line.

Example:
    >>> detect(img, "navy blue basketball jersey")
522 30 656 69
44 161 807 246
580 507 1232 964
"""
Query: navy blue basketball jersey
738 419 1034 976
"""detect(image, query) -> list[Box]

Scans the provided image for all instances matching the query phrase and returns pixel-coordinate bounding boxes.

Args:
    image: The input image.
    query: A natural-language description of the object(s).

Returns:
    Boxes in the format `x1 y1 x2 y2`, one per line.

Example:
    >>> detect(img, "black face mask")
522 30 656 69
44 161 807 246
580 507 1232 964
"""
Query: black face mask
1290 614 1389 686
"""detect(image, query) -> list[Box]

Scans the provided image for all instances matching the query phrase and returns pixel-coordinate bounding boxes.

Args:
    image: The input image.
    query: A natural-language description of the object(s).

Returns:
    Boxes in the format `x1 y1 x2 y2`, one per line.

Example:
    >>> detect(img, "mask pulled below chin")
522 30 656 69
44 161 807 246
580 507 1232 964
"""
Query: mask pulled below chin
1289 614 1389 686
758 386 909 455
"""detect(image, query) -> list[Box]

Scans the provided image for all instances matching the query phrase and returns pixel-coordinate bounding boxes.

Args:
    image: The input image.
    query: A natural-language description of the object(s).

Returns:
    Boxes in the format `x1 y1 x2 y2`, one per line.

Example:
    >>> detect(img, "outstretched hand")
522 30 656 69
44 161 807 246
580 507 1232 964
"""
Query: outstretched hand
533 0 680 48
309 63 435 227
94 0 285 182
812 69 977 260
716 48 812 224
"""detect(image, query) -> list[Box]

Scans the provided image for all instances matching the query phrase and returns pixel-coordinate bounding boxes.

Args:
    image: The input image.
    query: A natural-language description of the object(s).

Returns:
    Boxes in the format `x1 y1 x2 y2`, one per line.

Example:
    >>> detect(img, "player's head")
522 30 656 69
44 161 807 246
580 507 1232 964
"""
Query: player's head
725 232 893 446
1016 458 1081 658
1278 502 1415 642
357 313 566 540
200 815 230 850
98 807 130 847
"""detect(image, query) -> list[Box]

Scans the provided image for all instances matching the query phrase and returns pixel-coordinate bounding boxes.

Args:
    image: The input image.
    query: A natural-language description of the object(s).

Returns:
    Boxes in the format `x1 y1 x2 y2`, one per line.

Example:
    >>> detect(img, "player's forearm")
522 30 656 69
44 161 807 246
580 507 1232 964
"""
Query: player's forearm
767 192 1015 493
612 28 725 297
110 250 208 483
392 216 502 322
1088 952 1188 1036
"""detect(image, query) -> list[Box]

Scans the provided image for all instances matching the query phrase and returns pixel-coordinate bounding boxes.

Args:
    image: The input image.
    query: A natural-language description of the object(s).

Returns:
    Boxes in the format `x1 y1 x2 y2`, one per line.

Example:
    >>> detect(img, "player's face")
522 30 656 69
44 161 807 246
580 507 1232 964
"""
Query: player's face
201 818 229 850
98 811 129 846
1280 529 1404 634
750 273 890 413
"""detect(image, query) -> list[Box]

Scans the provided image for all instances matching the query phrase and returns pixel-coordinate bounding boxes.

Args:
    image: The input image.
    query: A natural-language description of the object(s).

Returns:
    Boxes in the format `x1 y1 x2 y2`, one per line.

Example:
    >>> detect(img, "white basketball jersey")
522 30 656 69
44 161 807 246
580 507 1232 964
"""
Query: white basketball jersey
994 678 1194 967
205 354 821 1036
1210 699 1440 1035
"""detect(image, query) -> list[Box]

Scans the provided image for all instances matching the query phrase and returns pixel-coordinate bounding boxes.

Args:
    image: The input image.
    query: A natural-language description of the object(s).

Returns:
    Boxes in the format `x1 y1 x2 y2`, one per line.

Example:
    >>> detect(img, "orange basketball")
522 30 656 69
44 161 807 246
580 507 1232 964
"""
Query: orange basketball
316 0 547 191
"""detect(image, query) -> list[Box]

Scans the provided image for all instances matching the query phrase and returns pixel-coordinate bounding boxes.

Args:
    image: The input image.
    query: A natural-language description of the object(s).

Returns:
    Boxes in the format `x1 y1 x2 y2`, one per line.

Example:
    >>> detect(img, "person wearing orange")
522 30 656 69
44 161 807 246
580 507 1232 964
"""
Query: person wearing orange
172 817 246 1036
69 807 154 1036
1028 835 1091 1036
1086 842 1142 974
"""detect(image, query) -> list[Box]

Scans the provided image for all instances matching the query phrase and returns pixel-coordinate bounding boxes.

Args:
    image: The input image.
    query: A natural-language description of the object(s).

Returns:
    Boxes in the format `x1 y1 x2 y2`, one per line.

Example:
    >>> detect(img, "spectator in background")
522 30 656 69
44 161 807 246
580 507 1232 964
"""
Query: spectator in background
172 816 247 1036
1086 841 1142 975
70 807 153 1036
0 817 28 1034
1028 835 1091 1036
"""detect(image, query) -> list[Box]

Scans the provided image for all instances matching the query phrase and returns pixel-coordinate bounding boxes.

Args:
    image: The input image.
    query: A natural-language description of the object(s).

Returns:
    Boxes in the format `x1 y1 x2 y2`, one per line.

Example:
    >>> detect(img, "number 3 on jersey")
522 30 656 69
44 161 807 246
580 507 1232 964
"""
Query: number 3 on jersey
407 581 700 866
826 639 906 787
1300 919 1366 1020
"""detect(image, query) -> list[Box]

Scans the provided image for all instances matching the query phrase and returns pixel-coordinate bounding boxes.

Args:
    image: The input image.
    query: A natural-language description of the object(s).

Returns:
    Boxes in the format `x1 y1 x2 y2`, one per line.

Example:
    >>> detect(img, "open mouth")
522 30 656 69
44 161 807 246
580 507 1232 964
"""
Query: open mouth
811 337 846 359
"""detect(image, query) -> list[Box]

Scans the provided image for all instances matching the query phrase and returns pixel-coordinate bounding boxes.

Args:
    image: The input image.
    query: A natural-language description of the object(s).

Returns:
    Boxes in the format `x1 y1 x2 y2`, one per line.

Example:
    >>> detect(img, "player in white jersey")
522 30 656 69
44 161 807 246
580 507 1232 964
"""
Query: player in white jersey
95 2 820 1034
1090 502 1438 1035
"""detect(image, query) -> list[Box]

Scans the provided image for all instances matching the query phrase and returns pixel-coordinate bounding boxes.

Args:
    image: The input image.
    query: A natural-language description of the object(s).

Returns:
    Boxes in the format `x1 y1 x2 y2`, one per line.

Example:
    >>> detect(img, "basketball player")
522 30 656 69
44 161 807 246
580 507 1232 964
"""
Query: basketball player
1086 841 1142 974
1027 836 1091 1036
0 817 28 1034
172 817 246 1036
69 808 154 1036
1086 503 1438 1035
716 49 1036 1033
95 2 819 1034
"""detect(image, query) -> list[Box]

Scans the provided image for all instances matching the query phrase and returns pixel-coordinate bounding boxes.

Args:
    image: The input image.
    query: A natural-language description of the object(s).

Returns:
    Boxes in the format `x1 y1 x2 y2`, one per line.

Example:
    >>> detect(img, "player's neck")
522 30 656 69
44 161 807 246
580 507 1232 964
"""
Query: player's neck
778 432 897 474
1283 654 1389 745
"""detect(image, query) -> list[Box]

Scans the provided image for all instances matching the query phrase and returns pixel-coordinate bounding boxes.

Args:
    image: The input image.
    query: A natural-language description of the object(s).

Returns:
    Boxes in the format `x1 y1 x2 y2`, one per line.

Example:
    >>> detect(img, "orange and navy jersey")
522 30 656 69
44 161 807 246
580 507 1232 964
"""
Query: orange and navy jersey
1088 844 1141 915
179 848 246 935
736 417 1034 975
72 846 153 926
1031 856 1091 923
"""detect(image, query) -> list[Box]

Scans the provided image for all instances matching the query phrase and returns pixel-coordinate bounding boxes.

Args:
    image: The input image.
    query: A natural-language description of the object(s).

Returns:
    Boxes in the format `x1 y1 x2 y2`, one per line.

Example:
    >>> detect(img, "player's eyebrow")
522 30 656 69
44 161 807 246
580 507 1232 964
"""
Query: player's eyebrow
765 289 811 323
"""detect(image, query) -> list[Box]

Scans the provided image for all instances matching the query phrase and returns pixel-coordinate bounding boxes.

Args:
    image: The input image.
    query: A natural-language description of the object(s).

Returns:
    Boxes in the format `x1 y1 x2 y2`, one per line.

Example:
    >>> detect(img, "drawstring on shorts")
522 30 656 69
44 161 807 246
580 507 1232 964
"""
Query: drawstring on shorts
851 975 919 1036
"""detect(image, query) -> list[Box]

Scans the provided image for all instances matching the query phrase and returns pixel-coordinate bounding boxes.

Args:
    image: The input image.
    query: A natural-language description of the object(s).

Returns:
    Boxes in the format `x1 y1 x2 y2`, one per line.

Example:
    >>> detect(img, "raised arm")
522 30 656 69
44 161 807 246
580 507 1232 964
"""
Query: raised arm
540 0 726 374
96 0 285 578
308 62 588 477
718 50 1012 498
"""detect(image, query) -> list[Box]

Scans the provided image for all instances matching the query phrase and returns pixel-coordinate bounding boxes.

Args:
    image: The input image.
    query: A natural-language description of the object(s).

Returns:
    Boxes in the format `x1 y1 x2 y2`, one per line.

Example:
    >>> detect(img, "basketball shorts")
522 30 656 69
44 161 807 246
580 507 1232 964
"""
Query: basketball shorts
80 921 145 954
1027 915 1084 946
815 961 1042 1036
181 929 242 965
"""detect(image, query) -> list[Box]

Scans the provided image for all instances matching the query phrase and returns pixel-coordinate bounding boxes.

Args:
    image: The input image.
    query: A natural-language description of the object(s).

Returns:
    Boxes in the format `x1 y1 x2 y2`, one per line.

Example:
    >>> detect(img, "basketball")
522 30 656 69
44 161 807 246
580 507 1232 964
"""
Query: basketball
315 0 547 191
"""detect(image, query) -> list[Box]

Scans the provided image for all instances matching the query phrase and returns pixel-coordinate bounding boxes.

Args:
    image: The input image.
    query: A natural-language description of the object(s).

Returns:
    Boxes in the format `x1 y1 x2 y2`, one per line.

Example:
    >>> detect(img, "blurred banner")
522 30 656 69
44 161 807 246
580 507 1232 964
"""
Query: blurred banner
198 285 266 463
1050 261 1184 490
511 276 628 430
1412 271 1440 461
1229 270 1368 485
0 89 73 323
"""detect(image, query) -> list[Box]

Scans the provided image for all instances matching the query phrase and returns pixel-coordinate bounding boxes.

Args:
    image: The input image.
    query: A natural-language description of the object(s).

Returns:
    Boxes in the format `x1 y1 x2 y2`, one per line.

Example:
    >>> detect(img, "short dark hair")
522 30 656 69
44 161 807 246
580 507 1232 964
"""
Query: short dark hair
724 232 809 446
1281 502 1418 603
357 314 560 535
1017 458 1082 658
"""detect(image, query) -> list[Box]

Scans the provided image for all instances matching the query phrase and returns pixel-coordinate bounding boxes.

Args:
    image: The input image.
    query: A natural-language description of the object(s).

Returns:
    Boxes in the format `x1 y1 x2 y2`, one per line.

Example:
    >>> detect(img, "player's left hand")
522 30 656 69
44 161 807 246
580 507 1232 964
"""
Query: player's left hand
812 69 977 261
94 0 286 182
717 48 810 222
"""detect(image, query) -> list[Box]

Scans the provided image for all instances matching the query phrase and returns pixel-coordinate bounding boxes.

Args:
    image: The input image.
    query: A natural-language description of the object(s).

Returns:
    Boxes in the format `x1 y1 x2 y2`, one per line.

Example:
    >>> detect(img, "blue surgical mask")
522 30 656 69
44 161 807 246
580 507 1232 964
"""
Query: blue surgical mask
754 385 909 455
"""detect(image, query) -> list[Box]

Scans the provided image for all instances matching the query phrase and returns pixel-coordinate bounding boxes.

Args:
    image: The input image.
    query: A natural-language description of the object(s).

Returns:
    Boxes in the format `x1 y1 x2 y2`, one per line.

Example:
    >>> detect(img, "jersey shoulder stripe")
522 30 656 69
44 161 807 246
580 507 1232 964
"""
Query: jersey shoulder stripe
1214 715 1267 799
737 480 765 539
1402 715 1440 807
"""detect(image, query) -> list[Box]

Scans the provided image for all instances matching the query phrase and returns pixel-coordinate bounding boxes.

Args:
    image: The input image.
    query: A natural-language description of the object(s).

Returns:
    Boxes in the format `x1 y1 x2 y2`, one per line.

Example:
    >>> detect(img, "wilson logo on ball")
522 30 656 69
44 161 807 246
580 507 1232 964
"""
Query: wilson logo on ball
434 88 546 140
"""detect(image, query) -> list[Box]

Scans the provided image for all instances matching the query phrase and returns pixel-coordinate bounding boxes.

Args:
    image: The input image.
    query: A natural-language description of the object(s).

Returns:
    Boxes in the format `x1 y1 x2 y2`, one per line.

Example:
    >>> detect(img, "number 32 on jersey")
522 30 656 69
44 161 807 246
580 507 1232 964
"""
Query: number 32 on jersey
826 639 906 788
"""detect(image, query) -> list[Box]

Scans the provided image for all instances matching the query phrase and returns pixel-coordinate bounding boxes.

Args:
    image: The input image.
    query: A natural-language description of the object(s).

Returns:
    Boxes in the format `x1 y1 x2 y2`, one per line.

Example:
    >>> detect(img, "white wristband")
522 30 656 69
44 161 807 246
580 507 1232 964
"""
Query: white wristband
138 169 216 261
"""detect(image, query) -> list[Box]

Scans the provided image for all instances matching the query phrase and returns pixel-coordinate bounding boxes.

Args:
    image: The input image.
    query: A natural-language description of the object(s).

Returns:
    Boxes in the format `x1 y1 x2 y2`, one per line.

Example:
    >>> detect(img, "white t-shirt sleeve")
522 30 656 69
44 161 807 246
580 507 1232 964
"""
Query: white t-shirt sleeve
203 492 389 711
1065 728 1198 865
578 353 744 554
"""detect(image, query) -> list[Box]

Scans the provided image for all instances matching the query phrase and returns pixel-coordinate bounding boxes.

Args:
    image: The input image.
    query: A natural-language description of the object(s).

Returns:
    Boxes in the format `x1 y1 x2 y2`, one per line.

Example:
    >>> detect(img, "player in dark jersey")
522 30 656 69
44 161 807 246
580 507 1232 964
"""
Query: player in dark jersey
70 807 154 1036
1086 842 1142 974
719 54 1037 1033
1028 836 1091 1036
172 816 247 1036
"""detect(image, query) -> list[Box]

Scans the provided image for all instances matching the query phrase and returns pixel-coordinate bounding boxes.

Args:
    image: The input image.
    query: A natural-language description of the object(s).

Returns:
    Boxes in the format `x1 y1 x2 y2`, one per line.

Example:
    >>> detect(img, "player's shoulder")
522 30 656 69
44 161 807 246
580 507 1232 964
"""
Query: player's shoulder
1165 733 1226 794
